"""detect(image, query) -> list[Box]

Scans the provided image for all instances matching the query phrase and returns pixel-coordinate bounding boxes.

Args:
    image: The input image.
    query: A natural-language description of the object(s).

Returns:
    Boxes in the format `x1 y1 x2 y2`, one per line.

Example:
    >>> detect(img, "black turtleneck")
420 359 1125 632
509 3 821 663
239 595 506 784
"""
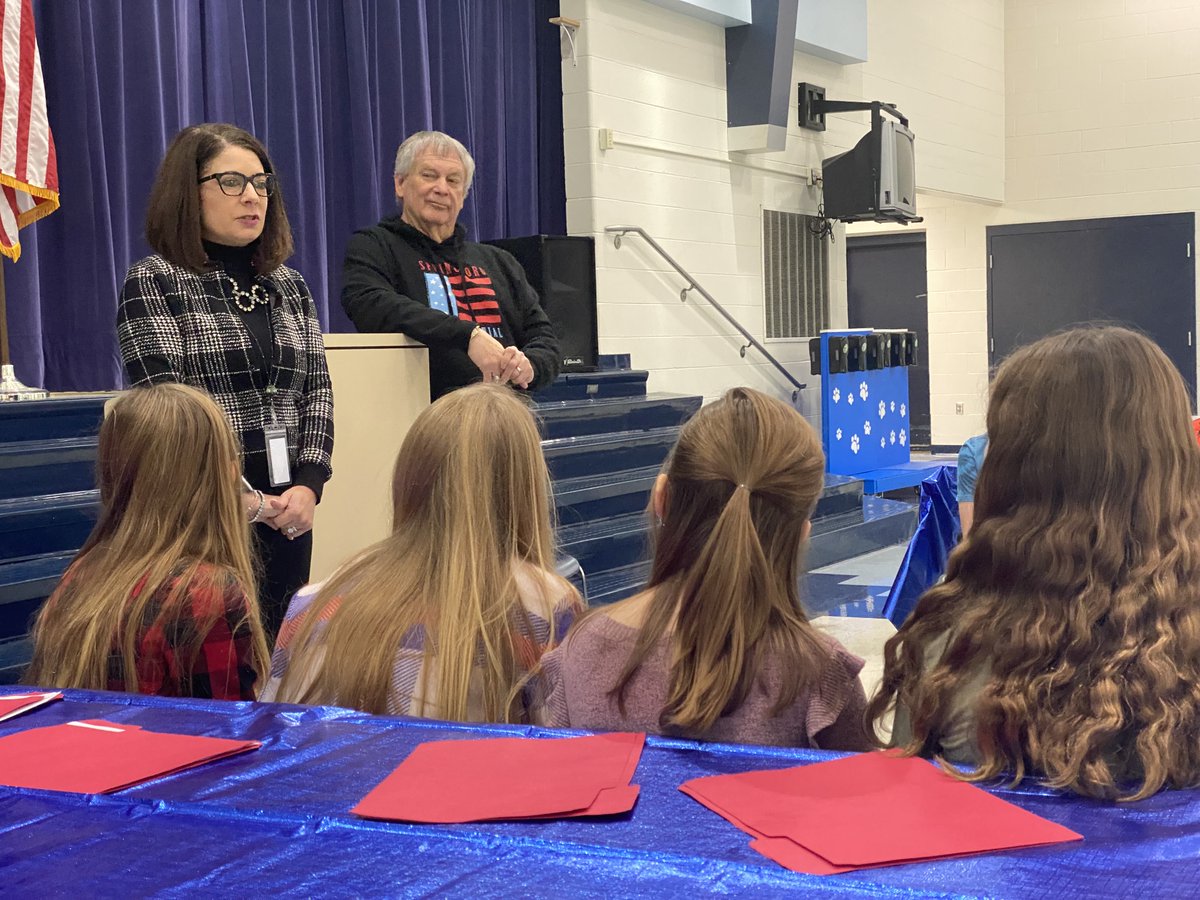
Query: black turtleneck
200 239 326 501
204 239 274 377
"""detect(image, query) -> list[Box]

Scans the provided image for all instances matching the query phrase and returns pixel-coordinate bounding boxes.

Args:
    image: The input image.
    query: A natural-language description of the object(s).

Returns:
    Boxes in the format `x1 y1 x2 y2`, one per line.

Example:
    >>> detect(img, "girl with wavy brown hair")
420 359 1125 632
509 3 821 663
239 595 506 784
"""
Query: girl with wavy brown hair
261 383 582 722
26 384 271 699
869 326 1200 801
539 387 871 749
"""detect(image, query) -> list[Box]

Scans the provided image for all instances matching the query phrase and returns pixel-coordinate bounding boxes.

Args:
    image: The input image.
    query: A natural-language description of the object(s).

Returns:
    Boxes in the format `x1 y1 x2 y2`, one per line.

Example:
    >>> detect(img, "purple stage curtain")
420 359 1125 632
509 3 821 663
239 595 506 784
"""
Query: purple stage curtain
6 0 563 391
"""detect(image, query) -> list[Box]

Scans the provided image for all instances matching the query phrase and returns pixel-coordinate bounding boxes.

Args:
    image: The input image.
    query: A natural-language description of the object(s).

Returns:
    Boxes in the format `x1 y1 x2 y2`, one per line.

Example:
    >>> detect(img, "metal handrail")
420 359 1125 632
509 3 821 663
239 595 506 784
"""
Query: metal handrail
604 225 806 402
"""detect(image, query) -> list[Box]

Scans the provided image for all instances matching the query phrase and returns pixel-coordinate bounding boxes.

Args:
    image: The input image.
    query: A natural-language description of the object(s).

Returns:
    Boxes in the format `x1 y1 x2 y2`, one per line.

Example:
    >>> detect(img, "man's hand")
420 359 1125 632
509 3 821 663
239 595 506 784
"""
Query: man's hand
498 346 534 389
467 328 509 382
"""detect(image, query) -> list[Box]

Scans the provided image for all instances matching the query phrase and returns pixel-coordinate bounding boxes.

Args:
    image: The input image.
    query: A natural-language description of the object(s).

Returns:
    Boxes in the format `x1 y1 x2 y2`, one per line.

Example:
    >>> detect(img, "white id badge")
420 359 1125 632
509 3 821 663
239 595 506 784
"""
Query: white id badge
264 425 291 487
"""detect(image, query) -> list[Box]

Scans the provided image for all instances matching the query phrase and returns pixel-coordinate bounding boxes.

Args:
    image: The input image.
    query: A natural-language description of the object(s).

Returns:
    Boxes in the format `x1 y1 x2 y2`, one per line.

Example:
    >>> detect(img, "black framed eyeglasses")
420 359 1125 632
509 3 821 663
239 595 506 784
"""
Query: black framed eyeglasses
198 171 277 197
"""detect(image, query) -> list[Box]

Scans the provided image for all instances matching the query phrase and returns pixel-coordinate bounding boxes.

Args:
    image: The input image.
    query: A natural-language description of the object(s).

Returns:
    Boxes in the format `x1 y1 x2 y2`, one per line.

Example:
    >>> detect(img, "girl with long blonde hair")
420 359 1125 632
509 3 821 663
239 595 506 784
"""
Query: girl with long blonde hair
869 326 1200 801
262 383 582 722
539 387 871 749
26 383 270 699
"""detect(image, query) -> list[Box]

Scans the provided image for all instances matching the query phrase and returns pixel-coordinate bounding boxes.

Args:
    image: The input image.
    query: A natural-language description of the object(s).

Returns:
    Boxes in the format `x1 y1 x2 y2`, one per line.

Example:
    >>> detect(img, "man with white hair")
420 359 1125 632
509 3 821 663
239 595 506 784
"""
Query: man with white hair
342 130 560 399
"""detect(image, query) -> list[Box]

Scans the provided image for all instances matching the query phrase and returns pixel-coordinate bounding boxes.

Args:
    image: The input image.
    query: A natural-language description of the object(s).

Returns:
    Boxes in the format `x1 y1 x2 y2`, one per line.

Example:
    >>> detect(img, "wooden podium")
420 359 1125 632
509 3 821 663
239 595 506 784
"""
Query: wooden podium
311 333 429 582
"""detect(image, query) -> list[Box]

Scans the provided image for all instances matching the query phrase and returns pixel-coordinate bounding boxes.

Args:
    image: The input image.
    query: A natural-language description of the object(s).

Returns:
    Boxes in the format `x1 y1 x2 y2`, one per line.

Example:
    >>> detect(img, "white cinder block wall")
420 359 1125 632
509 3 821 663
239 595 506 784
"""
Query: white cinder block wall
559 0 1005 437
1004 0 1200 412
848 0 1200 444
560 0 1200 445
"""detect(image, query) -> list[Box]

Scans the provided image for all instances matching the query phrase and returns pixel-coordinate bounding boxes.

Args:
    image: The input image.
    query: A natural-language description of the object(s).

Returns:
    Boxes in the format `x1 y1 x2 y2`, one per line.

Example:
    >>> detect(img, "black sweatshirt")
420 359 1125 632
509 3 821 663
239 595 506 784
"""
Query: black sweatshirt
341 216 561 400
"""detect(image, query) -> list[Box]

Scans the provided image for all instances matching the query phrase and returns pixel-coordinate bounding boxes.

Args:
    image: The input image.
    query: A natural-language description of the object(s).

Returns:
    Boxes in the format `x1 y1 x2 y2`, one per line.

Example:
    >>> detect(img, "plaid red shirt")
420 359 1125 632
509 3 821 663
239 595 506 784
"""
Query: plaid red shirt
107 564 260 701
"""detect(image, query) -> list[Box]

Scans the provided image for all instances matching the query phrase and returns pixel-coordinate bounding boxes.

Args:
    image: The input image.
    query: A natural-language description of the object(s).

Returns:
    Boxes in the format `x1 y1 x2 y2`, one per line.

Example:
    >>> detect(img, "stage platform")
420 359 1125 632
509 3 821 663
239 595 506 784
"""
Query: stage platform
854 455 957 495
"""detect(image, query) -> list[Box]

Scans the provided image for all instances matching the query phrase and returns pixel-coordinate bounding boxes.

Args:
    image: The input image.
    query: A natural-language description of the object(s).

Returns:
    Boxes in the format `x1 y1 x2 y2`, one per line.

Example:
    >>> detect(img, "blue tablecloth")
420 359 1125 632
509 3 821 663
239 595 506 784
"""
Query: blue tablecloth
2 690 1198 898
884 465 960 627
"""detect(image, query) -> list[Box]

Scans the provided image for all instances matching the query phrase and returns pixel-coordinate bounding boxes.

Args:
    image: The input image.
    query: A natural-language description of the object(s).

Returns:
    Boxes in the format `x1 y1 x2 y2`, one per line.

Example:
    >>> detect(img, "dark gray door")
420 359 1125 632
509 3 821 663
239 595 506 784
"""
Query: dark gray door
847 233 930 447
987 213 1196 395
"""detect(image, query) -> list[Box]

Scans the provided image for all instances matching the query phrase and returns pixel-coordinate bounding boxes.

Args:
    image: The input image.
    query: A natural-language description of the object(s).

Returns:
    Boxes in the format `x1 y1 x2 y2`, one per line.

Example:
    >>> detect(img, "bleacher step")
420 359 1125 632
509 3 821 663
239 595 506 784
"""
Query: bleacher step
0 636 32 684
543 426 678 481
0 551 74 681
583 560 651 607
536 393 702 440
532 370 650 403
0 437 98 500
558 511 650 577
554 464 659 527
0 395 109 445
815 474 865 521
0 491 99 562
807 496 916 570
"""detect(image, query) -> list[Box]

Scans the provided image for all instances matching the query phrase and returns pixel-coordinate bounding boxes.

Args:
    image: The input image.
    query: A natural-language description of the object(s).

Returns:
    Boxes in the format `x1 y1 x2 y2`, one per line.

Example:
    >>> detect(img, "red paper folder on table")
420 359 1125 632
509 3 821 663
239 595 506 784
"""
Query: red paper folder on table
354 731 645 823
0 691 61 722
0 719 260 793
681 751 1082 875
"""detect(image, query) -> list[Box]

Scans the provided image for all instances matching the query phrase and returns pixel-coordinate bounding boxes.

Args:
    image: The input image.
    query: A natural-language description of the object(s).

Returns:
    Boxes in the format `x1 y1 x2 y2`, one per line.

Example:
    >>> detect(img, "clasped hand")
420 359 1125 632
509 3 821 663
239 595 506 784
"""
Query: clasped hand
245 486 317 539
467 329 534 389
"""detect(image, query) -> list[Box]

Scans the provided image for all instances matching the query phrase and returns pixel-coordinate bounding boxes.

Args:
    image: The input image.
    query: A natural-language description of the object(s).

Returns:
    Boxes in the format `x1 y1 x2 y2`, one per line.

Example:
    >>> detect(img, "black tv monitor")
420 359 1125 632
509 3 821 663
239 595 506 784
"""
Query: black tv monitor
822 117 918 224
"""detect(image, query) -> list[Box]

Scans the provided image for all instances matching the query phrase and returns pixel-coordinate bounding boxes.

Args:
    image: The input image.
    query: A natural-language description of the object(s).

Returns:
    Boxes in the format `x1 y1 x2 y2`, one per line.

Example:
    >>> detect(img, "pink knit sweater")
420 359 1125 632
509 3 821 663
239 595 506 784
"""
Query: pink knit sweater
538 614 872 751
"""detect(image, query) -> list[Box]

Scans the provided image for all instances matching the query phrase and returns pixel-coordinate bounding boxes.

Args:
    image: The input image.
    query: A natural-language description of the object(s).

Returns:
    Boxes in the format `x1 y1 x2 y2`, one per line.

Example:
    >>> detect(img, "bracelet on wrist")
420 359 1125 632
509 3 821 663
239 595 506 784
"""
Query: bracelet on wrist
248 489 265 524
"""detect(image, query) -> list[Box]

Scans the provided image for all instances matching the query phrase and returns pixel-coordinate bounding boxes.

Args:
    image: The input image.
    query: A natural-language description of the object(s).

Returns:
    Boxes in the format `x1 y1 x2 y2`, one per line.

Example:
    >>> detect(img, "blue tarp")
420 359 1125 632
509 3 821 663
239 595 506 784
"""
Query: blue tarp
2 689 1199 897
884 466 959 628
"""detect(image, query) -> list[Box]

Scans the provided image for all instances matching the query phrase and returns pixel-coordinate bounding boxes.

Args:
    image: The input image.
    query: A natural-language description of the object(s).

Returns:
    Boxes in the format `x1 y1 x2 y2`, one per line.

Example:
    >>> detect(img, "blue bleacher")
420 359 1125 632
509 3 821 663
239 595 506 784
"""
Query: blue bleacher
0 373 918 681
536 368 916 607
0 396 108 683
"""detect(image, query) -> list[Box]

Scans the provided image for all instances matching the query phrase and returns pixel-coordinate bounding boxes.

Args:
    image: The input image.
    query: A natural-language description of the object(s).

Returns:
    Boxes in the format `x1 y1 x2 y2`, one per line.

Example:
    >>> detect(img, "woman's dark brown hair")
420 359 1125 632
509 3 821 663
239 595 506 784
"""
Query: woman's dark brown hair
144 123 294 274
868 325 1200 801
609 387 831 736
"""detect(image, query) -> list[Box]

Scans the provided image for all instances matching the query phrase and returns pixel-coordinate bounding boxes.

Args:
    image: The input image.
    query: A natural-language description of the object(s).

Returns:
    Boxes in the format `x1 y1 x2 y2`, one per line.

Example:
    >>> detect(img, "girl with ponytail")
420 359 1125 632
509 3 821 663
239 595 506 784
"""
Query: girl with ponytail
539 387 871 749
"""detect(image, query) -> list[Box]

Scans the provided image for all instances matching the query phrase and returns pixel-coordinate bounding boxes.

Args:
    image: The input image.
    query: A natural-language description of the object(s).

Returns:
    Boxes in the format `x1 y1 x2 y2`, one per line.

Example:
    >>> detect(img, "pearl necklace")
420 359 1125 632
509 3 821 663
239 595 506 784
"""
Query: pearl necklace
221 272 269 312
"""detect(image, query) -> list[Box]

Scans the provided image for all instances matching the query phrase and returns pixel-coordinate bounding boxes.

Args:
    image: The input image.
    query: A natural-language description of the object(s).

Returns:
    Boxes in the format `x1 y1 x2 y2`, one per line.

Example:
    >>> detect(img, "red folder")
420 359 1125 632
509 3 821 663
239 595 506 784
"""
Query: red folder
0 719 260 794
0 691 61 722
353 731 644 823
681 751 1082 874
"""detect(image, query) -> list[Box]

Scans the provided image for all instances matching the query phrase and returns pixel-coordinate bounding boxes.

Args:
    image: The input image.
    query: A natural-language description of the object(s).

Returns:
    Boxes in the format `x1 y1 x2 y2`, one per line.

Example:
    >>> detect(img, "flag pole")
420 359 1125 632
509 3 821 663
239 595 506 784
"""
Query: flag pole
0 258 8 364
0 258 48 401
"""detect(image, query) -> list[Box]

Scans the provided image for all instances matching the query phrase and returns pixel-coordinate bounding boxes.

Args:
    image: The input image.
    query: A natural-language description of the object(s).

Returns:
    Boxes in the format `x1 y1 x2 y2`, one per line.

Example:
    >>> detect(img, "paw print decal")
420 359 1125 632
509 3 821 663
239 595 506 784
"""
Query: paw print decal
859 382 869 401
890 401 896 412
880 436 886 449
850 434 861 454
863 420 872 436
848 393 855 406
899 430 907 447
890 430 896 445
832 388 841 404
900 403 907 418
835 428 843 441
878 400 886 419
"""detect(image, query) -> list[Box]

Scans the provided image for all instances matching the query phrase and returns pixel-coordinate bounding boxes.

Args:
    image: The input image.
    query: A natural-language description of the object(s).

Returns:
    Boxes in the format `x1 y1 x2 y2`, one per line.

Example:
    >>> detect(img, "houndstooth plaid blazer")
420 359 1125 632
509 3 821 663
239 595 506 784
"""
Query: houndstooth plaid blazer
117 254 334 483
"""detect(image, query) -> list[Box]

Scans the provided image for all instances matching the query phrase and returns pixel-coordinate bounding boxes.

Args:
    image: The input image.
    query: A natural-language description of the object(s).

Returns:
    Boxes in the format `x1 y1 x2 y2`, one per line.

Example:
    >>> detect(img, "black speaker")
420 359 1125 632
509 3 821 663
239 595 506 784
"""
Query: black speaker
827 336 849 373
484 234 600 372
808 337 822 376
846 335 868 371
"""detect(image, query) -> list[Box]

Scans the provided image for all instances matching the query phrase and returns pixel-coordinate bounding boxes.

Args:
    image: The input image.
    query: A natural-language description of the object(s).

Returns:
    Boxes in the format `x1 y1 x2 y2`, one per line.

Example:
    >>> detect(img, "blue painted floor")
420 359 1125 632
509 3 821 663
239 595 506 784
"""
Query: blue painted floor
803 544 908 619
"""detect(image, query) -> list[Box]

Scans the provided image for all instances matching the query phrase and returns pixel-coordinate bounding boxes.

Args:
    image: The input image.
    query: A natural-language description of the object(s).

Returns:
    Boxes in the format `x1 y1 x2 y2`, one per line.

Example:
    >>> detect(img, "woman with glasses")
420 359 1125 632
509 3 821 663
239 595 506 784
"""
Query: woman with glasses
117 123 333 640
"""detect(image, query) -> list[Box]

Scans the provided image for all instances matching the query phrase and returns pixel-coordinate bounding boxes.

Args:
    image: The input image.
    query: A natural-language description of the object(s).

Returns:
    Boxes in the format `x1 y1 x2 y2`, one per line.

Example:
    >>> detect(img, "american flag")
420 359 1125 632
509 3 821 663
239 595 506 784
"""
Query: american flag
0 0 57 261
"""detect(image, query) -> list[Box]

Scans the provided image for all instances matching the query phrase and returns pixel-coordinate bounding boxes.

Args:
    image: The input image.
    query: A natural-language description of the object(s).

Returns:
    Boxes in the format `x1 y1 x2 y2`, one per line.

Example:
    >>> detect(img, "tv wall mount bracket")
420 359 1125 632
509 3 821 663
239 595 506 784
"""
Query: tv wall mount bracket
797 83 908 132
